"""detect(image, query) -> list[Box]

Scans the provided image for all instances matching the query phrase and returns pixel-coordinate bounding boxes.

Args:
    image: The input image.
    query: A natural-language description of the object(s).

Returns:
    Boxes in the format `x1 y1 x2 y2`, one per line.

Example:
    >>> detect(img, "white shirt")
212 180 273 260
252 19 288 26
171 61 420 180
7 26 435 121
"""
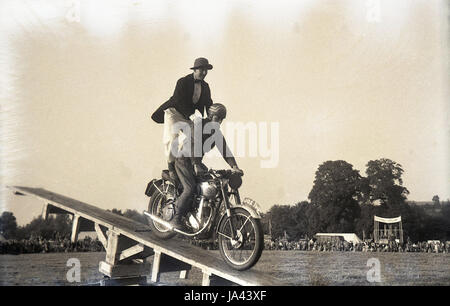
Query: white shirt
192 81 201 104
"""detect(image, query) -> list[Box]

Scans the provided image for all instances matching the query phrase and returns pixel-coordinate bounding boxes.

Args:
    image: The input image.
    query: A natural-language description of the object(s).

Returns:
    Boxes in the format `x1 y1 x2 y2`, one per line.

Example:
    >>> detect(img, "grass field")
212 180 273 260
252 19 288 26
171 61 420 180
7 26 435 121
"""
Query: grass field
1 251 449 286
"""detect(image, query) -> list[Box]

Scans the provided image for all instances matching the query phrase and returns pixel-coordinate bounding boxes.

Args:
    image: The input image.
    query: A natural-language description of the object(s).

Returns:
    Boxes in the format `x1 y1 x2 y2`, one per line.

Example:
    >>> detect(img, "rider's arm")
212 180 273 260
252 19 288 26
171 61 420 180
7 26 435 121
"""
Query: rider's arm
216 133 238 169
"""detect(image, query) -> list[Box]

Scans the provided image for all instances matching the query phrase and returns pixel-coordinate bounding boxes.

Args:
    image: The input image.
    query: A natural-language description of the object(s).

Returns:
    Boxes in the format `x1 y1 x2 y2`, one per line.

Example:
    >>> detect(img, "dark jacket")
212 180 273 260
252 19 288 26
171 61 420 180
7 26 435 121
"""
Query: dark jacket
151 73 213 124
192 118 237 168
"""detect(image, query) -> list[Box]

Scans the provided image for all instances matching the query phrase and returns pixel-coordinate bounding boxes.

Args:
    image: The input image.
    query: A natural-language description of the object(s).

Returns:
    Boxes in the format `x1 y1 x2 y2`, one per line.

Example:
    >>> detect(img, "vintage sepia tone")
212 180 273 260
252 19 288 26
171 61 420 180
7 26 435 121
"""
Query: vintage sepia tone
0 0 449 287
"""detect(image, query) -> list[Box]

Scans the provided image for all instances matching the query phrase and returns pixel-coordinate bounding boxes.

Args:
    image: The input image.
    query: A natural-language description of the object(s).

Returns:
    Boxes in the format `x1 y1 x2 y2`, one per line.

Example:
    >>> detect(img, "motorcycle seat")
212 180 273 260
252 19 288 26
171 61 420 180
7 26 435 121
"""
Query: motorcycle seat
162 169 205 186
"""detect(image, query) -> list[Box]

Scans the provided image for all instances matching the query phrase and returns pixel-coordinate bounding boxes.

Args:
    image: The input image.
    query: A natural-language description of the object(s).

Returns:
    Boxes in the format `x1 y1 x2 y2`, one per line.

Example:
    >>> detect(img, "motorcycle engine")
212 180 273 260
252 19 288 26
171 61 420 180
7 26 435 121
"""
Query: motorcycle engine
199 181 217 200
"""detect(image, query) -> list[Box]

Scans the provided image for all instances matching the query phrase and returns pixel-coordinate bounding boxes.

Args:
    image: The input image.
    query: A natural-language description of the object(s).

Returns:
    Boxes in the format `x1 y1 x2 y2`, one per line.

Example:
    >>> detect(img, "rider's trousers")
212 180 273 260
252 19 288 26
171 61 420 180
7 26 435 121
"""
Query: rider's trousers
173 157 196 219
163 108 195 163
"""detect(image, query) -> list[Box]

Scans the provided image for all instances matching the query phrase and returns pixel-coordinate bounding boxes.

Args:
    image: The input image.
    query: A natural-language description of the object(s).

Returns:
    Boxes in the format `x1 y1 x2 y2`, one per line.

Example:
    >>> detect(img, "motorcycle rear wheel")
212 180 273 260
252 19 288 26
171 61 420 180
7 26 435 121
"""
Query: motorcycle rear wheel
146 183 177 240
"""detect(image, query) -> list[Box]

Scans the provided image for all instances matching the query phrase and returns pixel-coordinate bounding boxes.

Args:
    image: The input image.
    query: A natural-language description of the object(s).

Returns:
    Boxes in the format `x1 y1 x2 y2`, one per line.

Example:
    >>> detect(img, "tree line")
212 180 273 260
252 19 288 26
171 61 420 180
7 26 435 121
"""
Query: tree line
260 158 450 242
0 209 146 241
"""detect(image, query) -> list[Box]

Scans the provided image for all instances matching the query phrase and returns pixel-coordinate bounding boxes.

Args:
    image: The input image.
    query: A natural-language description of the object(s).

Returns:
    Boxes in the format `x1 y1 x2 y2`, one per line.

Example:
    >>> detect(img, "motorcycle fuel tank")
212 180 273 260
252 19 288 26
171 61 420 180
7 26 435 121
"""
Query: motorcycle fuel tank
199 182 217 199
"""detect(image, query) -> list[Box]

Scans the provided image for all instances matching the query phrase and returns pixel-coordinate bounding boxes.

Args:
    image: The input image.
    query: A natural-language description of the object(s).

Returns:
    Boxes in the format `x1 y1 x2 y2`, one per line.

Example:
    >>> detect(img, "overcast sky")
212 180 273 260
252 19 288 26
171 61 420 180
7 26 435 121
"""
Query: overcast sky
1 0 448 225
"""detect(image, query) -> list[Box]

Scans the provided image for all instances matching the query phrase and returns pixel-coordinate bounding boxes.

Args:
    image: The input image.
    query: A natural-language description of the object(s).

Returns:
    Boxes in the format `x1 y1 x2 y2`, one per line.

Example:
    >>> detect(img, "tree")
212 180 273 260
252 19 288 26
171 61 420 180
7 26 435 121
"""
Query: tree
266 205 297 240
123 209 147 224
0 211 18 239
355 203 376 240
11 214 72 240
108 209 147 224
53 214 72 237
259 212 270 235
442 200 450 218
308 160 362 232
365 158 409 208
432 195 440 204
110 209 124 216
291 201 310 238
432 195 441 209
298 201 321 238
262 201 322 240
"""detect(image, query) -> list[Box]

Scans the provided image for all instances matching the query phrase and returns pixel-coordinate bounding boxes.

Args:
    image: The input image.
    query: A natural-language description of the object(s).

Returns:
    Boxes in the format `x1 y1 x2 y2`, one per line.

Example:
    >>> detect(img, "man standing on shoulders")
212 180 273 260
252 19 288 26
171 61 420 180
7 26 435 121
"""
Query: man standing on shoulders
151 57 214 180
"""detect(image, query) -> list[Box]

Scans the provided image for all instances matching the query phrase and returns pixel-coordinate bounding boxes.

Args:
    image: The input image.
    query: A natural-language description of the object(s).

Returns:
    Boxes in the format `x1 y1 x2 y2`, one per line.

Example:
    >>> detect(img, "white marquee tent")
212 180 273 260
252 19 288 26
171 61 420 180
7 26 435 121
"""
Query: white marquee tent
315 233 363 244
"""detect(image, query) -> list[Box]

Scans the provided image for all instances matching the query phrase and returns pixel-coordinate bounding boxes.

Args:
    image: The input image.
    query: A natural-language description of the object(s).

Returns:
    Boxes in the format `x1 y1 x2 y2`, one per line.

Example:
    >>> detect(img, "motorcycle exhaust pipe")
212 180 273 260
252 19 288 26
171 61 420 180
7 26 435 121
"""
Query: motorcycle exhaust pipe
144 211 174 230
143 211 193 236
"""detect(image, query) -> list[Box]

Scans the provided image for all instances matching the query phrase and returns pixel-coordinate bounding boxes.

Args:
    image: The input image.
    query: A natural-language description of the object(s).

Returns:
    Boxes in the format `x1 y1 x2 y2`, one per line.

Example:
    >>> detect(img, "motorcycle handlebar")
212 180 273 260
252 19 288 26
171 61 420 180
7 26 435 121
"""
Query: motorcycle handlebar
208 169 243 177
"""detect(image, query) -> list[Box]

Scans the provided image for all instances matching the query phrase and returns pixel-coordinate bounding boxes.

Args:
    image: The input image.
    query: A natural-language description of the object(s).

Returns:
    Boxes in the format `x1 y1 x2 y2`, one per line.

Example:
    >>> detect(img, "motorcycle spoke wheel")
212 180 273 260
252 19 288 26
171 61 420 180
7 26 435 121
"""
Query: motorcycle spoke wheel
151 193 171 233
219 211 258 267
146 182 177 239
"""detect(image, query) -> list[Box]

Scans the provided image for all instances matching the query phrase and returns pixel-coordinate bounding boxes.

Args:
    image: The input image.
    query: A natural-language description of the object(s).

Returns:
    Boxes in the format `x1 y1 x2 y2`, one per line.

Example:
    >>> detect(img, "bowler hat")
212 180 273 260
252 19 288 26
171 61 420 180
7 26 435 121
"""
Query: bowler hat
190 57 213 70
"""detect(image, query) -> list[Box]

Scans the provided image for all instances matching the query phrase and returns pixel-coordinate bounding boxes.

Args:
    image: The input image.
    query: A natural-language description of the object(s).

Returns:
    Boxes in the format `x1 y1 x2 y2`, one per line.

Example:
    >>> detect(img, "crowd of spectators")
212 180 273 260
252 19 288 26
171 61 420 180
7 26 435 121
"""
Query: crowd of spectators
0 234 103 255
2 234 449 255
184 236 449 254
265 238 450 253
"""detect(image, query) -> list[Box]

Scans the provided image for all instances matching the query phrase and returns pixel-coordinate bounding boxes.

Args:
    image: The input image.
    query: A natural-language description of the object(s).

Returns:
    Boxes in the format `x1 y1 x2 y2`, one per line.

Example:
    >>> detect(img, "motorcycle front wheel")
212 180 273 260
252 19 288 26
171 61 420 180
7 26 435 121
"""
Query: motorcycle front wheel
217 207 264 271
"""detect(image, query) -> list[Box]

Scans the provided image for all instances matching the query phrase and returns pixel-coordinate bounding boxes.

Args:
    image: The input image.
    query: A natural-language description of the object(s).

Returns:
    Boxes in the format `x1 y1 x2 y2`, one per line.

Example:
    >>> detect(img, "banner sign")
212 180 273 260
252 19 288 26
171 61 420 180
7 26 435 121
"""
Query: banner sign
374 216 401 223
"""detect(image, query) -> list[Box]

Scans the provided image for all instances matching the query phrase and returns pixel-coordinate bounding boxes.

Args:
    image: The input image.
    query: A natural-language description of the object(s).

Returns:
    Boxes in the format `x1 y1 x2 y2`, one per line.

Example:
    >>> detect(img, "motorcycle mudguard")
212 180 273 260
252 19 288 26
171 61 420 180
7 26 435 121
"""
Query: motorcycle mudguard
145 179 163 197
237 204 261 219
217 204 261 228
214 205 261 241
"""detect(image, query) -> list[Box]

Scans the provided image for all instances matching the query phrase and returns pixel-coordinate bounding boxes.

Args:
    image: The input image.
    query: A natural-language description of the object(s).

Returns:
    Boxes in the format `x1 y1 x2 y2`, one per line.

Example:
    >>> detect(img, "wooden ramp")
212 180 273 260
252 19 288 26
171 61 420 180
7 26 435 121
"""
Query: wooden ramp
7 186 279 286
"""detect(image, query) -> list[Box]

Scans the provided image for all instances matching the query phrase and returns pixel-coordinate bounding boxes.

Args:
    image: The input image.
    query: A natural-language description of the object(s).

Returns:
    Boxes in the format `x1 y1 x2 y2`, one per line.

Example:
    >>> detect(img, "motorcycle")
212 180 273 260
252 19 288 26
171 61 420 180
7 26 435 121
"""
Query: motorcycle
143 168 264 271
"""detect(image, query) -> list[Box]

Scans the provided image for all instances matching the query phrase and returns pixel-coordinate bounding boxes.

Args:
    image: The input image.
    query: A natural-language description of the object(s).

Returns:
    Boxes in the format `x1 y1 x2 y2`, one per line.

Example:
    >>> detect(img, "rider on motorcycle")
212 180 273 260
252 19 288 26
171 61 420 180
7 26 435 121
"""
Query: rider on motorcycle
171 103 243 230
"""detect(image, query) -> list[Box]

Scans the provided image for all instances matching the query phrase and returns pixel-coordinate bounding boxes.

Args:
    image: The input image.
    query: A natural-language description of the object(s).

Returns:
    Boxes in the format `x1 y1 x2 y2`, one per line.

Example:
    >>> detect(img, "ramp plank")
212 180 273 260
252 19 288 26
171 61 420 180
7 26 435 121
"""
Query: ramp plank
8 186 280 286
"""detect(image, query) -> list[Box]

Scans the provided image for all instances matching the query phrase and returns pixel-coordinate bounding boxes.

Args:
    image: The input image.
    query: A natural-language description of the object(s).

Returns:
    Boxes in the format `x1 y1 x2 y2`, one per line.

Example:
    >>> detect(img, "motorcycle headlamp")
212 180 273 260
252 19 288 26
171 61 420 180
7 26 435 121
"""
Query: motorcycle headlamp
228 173 242 190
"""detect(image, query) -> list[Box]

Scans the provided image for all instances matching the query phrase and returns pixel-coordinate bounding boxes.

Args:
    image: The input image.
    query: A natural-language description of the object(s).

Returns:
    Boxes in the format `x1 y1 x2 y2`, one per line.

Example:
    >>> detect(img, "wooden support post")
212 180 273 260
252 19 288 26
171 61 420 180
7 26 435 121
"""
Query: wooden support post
151 251 162 283
119 244 144 261
105 230 120 265
201 270 237 286
95 223 108 249
151 251 191 284
100 230 153 282
202 270 212 286
179 270 189 279
399 221 404 244
42 203 50 220
71 214 80 243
